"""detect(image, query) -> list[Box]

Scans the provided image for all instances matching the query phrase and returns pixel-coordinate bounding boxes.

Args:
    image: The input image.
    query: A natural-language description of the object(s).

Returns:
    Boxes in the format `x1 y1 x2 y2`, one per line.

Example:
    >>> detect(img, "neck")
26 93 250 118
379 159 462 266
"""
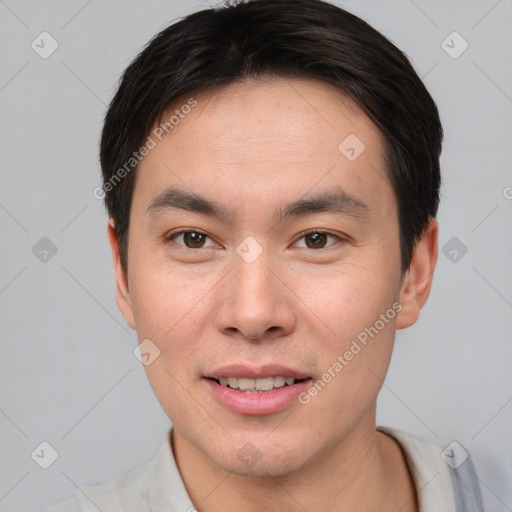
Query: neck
172 412 418 512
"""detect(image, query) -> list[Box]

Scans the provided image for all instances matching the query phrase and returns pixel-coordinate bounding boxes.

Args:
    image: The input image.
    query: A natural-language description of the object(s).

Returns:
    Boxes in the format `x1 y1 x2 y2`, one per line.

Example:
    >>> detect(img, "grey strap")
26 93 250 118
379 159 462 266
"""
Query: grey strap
449 456 485 512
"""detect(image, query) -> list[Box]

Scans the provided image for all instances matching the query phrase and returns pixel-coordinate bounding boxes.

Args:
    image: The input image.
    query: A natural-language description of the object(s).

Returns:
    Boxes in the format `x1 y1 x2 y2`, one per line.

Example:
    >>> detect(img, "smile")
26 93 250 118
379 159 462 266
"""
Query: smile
213 376 305 393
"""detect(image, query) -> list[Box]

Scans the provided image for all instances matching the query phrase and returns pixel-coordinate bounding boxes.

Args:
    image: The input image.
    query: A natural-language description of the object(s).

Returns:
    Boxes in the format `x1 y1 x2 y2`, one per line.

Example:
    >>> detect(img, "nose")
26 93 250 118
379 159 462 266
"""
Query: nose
214 243 296 342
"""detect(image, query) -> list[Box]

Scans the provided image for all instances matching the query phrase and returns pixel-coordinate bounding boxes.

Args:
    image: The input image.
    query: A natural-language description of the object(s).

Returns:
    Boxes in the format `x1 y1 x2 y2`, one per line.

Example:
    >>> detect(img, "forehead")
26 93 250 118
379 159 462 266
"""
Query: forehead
134 77 392 215
168 78 381 158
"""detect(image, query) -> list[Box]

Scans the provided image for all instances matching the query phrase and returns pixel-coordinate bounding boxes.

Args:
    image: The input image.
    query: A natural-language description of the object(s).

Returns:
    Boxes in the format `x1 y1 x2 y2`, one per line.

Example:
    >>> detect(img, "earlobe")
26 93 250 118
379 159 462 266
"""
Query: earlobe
396 218 438 330
107 219 136 329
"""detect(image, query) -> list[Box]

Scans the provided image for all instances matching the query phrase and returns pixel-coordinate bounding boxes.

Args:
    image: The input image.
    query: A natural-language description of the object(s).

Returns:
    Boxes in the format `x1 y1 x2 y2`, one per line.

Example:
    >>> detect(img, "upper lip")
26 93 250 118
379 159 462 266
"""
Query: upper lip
205 364 311 380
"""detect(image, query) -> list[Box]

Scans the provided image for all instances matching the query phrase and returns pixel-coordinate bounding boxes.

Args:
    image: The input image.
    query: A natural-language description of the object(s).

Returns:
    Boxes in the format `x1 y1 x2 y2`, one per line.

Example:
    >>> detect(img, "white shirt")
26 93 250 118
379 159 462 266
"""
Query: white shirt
44 426 483 511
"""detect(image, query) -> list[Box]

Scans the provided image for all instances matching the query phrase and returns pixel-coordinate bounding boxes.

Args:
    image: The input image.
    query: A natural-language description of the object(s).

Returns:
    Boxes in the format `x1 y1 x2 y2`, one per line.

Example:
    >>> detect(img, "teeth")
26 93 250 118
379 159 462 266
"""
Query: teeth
273 376 286 388
216 376 298 392
238 378 255 390
255 377 274 391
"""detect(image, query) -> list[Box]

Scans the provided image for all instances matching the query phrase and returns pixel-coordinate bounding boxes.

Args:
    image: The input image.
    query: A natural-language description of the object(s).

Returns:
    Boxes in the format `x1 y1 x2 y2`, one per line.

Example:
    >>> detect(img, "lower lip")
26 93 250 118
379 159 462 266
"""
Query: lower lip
204 378 312 415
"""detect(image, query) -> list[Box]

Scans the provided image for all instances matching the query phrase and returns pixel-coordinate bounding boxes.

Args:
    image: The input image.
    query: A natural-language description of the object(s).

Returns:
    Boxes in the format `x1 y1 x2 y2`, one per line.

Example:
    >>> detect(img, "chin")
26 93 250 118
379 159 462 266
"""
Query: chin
207 433 313 478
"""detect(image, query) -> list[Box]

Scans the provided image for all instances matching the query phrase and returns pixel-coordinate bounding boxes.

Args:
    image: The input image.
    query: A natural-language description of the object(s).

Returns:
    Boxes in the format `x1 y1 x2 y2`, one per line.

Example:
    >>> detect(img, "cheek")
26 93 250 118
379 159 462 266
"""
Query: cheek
128 265 214 372
129 255 205 326
291 261 399 406
130 271 211 420
292 260 399 344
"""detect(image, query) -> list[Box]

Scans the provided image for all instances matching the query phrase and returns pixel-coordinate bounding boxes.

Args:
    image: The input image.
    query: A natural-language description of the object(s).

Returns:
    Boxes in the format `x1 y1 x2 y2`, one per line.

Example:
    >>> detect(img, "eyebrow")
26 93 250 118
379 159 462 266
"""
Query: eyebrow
146 186 369 223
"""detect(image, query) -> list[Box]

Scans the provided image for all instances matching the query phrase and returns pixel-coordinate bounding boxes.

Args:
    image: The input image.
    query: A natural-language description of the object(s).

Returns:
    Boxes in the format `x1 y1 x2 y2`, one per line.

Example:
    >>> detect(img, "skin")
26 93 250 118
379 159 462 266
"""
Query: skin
108 77 438 512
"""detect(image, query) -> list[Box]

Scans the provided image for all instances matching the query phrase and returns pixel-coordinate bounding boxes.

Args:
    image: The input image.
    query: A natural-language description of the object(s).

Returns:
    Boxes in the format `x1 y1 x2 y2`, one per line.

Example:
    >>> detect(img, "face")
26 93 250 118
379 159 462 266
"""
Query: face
109 78 436 477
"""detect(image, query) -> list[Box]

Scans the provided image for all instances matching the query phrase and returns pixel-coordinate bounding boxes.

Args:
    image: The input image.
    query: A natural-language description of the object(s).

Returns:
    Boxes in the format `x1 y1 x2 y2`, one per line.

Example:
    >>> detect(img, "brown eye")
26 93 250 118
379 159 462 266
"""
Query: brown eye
296 231 339 249
168 231 214 249
304 232 328 248
182 232 206 248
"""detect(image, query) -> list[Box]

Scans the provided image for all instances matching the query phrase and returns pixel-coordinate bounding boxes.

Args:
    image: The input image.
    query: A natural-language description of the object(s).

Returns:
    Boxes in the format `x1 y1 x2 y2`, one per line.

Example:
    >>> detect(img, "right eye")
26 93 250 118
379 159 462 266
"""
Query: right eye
166 230 216 249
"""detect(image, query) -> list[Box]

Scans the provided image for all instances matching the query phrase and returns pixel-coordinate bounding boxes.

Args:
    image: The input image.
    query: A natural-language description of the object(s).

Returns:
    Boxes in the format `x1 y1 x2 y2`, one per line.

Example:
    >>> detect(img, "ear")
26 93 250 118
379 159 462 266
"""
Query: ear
396 217 438 330
107 219 136 329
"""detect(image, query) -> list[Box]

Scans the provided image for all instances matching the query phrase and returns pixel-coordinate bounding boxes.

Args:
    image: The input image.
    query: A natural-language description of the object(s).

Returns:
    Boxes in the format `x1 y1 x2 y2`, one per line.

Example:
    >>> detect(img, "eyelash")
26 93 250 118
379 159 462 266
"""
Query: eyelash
165 229 344 251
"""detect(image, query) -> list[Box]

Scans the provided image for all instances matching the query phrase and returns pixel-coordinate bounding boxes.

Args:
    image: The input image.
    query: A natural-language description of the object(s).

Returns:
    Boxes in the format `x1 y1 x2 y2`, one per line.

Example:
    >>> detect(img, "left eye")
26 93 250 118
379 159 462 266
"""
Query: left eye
295 231 340 249
168 231 216 249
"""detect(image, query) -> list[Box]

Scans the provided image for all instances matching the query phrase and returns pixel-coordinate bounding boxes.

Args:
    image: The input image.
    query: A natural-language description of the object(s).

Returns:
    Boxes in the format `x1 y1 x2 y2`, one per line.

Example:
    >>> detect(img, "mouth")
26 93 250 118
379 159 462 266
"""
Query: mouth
207 376 310 393
203 365 313 415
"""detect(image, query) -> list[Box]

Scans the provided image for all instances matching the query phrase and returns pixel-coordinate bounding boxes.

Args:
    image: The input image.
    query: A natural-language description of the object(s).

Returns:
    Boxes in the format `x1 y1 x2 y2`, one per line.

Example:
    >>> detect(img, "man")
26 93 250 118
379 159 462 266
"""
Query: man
46 0 483 510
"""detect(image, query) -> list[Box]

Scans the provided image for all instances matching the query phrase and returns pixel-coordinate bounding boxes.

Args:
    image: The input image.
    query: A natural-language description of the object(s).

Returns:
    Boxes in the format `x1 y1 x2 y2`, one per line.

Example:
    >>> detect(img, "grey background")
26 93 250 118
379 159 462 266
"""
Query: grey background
0 0 511 510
